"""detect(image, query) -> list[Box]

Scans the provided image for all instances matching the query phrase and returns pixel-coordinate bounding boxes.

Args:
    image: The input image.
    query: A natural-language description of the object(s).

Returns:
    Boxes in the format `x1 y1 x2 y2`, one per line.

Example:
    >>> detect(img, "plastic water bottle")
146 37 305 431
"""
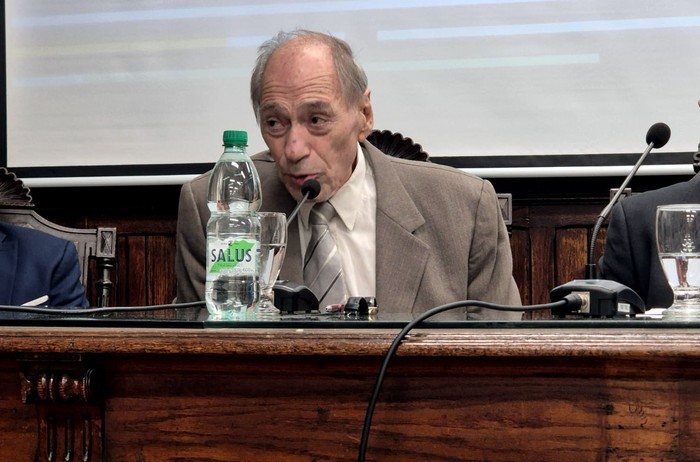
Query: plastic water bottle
205 130 262 318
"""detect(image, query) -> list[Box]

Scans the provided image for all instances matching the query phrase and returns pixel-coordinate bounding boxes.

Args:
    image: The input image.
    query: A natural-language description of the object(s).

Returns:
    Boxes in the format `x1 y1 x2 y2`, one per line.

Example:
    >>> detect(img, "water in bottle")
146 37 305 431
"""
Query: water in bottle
205 130 262 318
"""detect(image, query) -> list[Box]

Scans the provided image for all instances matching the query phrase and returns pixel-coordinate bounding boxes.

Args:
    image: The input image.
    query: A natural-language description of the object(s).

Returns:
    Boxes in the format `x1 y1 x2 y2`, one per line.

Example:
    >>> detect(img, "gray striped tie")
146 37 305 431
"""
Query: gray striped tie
304 202 347 307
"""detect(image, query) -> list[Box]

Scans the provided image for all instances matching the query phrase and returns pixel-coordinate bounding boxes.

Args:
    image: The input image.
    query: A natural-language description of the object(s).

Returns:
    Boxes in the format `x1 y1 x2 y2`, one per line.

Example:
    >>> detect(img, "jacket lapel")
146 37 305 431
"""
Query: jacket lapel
281 212 303 283
364 143 429 312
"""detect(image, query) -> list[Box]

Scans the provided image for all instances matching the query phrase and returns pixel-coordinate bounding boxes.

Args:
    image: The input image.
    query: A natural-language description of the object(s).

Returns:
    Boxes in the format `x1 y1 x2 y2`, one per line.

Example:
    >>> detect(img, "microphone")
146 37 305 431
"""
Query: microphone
274 179 322 313
551 123 670 318
287 179 321 225
301 179 321 199
585 122 670 279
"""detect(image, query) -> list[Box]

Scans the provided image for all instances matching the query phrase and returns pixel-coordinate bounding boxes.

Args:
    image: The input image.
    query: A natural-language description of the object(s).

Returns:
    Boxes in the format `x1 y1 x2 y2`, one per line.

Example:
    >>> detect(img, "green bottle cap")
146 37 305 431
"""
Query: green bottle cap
223 130 248 147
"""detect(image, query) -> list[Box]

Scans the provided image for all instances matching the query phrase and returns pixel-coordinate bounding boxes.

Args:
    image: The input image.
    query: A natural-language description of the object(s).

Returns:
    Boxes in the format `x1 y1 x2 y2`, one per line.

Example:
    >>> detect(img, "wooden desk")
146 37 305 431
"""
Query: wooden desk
1 321 700 461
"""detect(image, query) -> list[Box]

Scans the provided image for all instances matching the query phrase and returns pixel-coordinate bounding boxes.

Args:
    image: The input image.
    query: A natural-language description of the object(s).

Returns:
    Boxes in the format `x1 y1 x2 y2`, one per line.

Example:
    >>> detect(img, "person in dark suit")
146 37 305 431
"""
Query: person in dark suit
0 221 88 308
175 29 521 319
599 174 700 309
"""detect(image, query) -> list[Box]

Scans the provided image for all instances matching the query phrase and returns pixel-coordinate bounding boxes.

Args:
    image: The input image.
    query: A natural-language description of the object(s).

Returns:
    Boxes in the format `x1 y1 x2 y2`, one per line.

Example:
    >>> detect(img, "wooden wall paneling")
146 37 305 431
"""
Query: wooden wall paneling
528 227 555 310
89 214 177 309
115 236 129 308
554 227 588 285
146 235 177 309
509 227 531 306
0 358 35 455
525 204 600 229
128 236 148 308
117 236 147 308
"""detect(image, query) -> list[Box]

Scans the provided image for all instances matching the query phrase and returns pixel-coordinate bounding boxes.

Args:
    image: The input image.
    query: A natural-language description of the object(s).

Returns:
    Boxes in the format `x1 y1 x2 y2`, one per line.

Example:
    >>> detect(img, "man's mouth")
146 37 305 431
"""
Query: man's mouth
288 174 318 187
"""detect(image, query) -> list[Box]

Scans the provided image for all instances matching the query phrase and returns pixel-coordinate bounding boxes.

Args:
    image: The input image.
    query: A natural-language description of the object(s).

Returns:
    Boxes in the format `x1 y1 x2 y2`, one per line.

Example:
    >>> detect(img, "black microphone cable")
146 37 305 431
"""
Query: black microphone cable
0 301 205 316
357 294 584 462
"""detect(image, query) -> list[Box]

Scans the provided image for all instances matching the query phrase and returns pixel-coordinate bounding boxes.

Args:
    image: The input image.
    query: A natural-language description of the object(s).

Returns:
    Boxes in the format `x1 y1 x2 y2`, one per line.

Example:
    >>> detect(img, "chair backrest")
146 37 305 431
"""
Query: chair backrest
367 129 513 233
0 168 117 307
367 129 430 162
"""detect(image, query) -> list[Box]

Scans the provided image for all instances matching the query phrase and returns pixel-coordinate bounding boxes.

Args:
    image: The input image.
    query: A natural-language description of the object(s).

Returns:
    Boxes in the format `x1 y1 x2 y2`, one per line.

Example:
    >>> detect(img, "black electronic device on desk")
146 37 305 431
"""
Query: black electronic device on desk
272 280 375 316
550 279 646 318
273 280 319 313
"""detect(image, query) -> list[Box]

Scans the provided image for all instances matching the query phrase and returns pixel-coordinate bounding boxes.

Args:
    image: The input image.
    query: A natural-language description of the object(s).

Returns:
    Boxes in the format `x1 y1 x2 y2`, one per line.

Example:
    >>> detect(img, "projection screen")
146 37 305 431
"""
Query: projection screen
4 0 700 185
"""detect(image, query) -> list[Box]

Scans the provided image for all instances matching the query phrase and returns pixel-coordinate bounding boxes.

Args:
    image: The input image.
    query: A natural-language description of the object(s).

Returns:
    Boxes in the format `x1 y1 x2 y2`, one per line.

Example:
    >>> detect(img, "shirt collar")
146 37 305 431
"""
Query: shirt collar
300 142 366 231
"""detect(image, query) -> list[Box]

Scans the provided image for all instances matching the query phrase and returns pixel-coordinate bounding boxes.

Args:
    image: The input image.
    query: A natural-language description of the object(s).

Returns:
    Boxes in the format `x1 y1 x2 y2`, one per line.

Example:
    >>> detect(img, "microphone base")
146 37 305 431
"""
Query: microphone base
550 280 646 318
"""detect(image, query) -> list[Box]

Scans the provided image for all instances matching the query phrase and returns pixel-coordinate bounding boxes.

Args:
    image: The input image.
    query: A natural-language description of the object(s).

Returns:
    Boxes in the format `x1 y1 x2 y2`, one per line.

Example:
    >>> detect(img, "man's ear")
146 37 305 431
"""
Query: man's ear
357 89 374 141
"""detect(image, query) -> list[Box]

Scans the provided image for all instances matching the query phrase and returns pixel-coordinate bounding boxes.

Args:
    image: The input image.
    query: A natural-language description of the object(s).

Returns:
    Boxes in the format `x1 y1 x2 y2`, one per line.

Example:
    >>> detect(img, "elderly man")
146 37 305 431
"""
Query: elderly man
175 29 521 319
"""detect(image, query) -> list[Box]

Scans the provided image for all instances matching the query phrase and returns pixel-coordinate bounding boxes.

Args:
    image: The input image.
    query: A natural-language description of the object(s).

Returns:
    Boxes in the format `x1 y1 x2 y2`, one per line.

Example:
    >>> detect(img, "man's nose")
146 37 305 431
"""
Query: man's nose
284 125 309 162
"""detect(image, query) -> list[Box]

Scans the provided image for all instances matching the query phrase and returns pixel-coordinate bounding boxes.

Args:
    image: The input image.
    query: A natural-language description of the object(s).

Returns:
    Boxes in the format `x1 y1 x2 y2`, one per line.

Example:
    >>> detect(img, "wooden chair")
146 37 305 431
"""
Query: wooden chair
367 129 513 232
0 168 117 307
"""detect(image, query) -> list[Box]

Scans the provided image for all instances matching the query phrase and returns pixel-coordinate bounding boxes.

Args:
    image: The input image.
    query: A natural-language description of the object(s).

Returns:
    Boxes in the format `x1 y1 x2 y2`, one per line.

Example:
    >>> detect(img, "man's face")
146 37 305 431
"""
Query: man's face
258 41 373 202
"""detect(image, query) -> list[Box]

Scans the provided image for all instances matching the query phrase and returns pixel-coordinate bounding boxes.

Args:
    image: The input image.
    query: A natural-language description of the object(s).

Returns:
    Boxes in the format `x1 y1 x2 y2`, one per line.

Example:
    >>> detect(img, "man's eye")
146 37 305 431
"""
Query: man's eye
310 116 325 125
265 119 285 133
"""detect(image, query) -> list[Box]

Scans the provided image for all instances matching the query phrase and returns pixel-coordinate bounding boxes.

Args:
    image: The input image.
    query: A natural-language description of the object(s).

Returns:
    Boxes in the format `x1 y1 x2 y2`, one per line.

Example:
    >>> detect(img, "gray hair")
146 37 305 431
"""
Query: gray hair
250 30 369 123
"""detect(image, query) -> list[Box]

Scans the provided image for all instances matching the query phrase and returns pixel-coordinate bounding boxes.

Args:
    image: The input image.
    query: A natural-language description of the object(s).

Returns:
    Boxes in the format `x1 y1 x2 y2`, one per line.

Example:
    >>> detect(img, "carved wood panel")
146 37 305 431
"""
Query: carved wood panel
18 356 104 462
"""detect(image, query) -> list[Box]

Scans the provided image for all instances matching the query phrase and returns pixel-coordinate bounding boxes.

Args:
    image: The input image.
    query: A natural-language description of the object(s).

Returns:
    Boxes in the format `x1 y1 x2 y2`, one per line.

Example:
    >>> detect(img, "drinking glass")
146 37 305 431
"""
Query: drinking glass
255 212 287 316
656 204 700 320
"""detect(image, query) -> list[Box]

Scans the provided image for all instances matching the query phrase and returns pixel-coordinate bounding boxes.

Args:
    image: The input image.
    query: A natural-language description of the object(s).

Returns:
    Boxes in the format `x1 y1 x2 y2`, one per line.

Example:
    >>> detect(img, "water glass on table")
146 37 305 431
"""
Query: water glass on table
656 204 700 320
255 212 287 316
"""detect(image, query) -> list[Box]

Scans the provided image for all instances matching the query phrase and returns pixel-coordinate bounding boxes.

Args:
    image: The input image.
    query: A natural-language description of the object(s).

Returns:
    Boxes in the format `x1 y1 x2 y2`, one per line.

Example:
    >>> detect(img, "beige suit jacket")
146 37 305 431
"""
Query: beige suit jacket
175 141 521 319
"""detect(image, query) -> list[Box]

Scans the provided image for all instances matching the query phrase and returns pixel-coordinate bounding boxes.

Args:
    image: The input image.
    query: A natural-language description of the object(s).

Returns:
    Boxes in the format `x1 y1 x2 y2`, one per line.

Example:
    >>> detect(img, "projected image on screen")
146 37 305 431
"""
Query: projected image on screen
5 0 700 178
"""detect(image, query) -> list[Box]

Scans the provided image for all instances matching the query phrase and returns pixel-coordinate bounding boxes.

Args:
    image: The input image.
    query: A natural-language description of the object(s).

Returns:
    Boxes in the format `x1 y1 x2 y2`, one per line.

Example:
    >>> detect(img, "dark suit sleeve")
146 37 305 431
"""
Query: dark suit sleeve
600 194 677 309
599 202 644 299
49 240 89 308
175 180 207 302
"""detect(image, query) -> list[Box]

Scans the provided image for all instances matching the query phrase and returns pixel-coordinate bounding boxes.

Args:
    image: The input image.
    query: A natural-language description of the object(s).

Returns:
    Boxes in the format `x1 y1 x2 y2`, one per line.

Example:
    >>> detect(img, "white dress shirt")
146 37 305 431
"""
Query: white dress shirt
298 143 377 300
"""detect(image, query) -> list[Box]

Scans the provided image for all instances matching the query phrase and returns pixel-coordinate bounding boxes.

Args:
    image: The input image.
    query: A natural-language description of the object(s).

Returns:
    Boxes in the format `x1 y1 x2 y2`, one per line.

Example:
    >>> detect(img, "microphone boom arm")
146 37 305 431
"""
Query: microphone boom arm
599 141 655 220
585 141 656 278
287 179 321 225
287 191 310 224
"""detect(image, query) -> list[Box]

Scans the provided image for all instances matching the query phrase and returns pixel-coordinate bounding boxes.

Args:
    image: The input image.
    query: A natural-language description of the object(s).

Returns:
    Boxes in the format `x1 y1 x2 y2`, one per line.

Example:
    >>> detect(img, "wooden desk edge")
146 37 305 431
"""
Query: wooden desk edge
1 326 699 358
